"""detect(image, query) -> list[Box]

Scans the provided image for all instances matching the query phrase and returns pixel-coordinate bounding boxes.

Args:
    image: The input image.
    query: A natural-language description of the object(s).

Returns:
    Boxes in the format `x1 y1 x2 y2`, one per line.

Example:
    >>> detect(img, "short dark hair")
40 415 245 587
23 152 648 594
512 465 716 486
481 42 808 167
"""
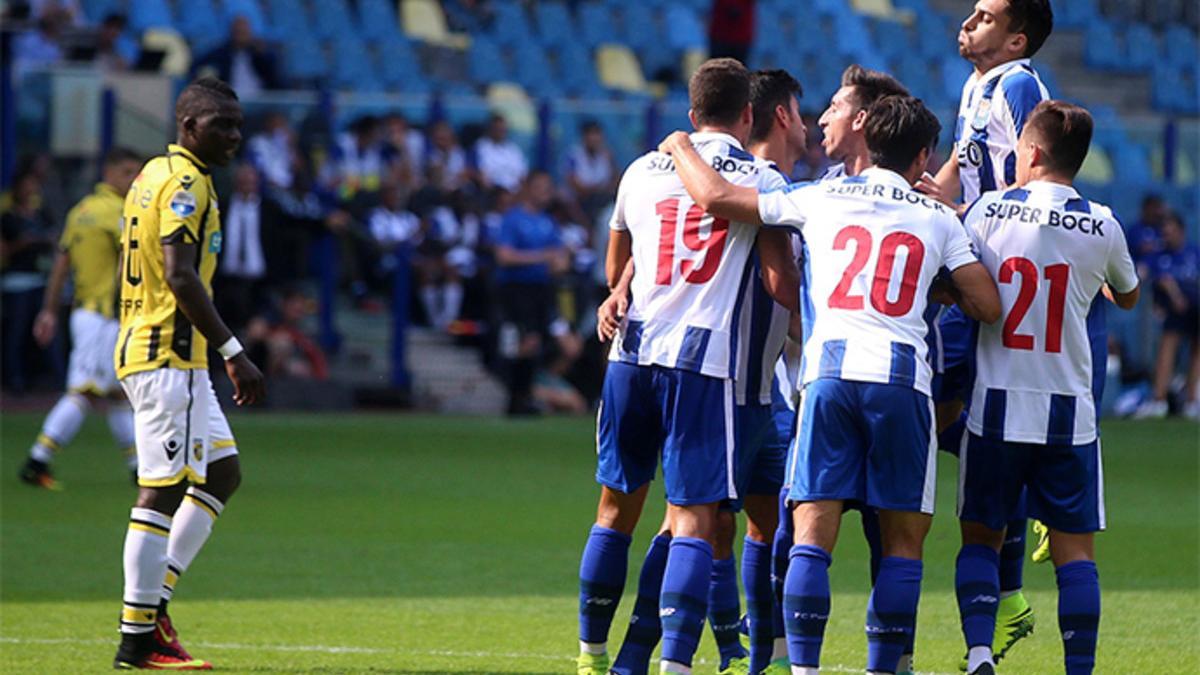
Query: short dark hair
1004 0 1054 58
841 64 909 110
864 95 942 173
749 69 803 143
175 76 238 124
689 58 751 128
1024 100 1092 177
103 146 141 166
580 119 601 134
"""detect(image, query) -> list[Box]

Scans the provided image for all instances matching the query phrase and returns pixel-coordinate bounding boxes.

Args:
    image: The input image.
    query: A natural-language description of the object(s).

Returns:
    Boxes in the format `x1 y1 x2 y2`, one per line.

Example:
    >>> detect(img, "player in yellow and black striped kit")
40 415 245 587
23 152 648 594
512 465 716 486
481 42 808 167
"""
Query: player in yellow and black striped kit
112 77 264 671
18 148 143 490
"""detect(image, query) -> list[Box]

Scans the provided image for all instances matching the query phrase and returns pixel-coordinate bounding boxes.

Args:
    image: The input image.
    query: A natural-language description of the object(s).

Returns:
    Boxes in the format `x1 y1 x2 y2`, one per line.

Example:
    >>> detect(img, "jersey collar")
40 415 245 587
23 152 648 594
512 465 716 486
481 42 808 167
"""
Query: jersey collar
166 144 210 174
860 166 912 190
689 131 745 150
95 182 122 199
972 58 1031 86
1024 180 1081 201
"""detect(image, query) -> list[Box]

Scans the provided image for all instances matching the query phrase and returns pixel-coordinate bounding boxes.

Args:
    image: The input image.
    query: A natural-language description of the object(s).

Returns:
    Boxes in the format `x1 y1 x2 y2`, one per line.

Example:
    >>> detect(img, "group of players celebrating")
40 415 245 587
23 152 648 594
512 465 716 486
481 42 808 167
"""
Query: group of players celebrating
576 1 1139 675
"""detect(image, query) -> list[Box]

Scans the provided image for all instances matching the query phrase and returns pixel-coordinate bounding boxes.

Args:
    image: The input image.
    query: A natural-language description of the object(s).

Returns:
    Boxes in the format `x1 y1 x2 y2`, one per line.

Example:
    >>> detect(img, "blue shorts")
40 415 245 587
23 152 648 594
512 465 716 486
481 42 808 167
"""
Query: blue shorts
725 401 787 511
597 362 733 506
788 378 937 514
958 432 1105 534
934 305 975 405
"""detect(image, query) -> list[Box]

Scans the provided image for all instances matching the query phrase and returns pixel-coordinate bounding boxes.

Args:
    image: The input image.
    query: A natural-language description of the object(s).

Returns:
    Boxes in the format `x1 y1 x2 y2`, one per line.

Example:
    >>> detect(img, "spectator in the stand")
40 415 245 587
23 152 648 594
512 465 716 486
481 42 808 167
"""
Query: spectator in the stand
708 0 755 64
248 111 299 190
95 12 138 72
12 11 66 83
1127 193 1167 271
26 0 82 23
262 159 327 283
192 15 280 95
427 120 470 191
474 113 528 192
566 120 617 224
494 171 569 415
325 115 393 206
253 287 329 381
1 169 58 392
216 163 269 333
383 113 427 185
367 178 423 312
1135 211 1200 420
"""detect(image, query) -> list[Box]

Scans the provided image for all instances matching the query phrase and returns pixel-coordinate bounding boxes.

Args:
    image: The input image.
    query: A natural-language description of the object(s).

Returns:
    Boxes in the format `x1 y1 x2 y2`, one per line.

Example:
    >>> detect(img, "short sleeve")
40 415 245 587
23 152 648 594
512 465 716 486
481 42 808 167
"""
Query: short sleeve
941 213 979 271
1000 71 1046 139
757 183 809 230
58 211 77 251
1105 216 1139 294
158 177 209 244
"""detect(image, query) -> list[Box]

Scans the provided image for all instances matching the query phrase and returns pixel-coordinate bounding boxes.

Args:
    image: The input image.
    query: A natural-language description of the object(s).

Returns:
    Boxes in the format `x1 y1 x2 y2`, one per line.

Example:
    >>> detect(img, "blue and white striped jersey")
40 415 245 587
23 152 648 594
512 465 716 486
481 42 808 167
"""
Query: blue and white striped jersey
954 58 1050 204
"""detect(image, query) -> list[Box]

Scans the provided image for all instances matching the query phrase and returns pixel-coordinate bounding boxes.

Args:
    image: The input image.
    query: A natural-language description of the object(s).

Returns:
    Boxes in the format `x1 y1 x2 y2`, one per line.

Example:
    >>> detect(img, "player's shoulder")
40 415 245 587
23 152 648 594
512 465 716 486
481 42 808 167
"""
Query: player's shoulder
997 64 1048 105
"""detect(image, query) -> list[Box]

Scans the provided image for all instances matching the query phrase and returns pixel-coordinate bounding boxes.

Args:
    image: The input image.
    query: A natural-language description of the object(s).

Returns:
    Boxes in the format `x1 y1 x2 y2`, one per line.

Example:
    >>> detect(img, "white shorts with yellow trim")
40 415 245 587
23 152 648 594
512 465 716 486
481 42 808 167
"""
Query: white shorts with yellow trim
121 367 238 487
66 309 120 396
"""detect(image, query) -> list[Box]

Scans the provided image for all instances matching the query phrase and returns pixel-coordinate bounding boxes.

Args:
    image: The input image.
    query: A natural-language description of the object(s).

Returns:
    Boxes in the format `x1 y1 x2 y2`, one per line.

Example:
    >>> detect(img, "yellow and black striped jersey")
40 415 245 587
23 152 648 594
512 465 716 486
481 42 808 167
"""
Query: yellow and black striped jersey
115 144 222 379
60 183 123 318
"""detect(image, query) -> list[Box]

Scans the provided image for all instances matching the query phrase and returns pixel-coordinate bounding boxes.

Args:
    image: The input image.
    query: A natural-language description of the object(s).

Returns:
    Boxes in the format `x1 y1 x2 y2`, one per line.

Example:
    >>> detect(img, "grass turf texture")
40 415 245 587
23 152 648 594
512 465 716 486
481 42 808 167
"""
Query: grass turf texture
1 412 1197 674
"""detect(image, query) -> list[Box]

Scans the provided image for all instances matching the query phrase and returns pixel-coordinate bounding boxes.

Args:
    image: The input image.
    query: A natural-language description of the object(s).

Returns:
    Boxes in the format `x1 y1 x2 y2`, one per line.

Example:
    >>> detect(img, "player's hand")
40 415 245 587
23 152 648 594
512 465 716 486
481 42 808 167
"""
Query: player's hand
225 352 266 406
596 292 628 342
915 171 954 208
32 309 57 348
657 131 691 156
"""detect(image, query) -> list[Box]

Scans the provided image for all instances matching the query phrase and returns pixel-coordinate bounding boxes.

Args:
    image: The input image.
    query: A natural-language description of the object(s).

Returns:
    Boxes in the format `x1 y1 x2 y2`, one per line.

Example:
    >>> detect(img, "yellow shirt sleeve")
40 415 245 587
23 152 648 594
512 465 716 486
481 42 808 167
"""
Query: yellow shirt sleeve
158 176 209 244
59 207 82 251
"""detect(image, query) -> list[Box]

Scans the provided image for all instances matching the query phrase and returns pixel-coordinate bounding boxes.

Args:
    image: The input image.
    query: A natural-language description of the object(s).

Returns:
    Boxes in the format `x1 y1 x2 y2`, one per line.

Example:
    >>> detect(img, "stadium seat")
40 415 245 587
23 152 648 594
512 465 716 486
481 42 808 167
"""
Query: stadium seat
578 2 619 47
141 28 191 76
680 48 707 83
358 0 402 44
533 2 575 48
557 42 603 98
175 0 228 57
467 35 510 85
513 42 562 99
1084 20 1124 71
485 83 538 138
283 37 329 83
1163 26 1199 68
332 36 383 92
80 0 119 24
1051 0 1097 29
1125 23 1160 72
402 0 470 49
663 4 705 51
596 44 648 94
128 0 174 33
1077 145 1115 184
491 1 534 47
618 3 660 51
851 0 915 24
312 0 360 43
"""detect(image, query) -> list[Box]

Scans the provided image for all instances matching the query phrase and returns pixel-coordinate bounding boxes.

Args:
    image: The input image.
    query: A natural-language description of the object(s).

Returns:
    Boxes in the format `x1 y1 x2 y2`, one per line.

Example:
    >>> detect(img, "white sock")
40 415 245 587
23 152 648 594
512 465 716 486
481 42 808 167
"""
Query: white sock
122 507 171 634
579 640 606 656
30 392 90 462
772 637 788 660
420 286 440 327
967 645 994 672
163 487 224 601
442 281 463 327
661 660 691 674
791 666 818 675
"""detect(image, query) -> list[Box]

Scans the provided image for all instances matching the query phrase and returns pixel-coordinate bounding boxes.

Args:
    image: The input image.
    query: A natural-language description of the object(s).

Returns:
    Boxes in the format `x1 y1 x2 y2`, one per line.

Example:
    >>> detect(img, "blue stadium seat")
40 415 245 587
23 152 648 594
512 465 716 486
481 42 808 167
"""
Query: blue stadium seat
81 0 120 24
557 42 602 98
331 36 383 92
468 35 510 84
1163 26 1199 68
311 0 359 42
283 38 329 82
128 0 173 33
1125 23 1160 72
663 4 705 51
533 2 575 48
1051 0 1097 30
175 0 227 57
376 38 425 88
1083 19 1122 72
513 41 562 99
358 0 403 44
618 3 660 51
492 0 534 47
578 2 618 47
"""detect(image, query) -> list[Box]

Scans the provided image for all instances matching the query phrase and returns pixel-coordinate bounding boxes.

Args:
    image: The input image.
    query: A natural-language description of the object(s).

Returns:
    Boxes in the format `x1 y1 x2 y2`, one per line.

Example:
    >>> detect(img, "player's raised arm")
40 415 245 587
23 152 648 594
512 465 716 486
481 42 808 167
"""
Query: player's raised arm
658 131 763 225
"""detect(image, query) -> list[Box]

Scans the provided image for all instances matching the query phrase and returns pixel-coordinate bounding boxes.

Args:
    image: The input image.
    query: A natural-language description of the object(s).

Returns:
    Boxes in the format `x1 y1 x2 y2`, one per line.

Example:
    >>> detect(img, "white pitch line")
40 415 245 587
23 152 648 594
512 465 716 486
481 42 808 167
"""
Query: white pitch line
0 636 957 674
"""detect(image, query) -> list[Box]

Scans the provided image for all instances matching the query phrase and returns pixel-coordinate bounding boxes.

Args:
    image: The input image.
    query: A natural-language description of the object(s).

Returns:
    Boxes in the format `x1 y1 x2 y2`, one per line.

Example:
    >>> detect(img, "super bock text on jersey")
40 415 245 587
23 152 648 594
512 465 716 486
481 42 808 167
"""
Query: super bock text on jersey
958 182 1138 534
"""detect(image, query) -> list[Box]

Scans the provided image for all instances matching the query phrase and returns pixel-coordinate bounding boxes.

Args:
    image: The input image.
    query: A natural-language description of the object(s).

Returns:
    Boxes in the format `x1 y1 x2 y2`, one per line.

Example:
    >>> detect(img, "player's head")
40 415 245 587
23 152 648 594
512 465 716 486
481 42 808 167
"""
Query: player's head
863 95 942 181
687 58 753 143
101 146 141 195
749 69 806 153
819 64 908 162
1015 100 1091 184
959 0 1053 69
522 170 554 210
175 76 242 167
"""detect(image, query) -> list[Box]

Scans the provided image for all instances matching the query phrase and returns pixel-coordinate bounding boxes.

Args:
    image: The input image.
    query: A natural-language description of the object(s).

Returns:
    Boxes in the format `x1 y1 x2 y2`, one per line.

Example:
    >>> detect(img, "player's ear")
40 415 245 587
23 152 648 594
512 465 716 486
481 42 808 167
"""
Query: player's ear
741 102 753 127
775 103 789 129
687 109 699 131
1008 31 1028 58
851 109 868 131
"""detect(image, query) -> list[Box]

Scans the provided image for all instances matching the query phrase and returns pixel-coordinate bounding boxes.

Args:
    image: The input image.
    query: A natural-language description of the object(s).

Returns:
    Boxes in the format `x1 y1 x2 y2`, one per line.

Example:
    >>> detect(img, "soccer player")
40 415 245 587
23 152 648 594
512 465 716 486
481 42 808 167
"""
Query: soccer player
576 58 789 675
112 76 265 670
596 68 806 675
917 2 1055 660
18 147 142 490
658 94 1002 675
954 100 1139 675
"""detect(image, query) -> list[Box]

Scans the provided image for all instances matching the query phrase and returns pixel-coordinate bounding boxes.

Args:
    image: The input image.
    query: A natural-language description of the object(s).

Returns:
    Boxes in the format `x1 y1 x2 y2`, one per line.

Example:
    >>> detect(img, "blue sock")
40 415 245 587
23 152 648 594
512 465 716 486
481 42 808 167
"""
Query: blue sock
579 525 632 646
866 556 923 674
708 555 747 668
1056 560 1101 675
743 538 776 673
783 544 831 668
772 488 792 636
659 537 713 667
612 534 671 675
956 544 1001 649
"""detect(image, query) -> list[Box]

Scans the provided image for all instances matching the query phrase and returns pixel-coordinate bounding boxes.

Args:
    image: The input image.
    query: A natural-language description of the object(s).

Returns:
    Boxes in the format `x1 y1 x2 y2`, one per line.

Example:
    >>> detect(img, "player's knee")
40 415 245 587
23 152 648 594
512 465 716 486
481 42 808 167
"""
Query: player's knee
879 510 932 559
792 502 840 553
203 457 242 503
959 519 1005 550
743 495 779 543
711 510 736 558
135 484 187 515
1048 530 1094 567
670 503 718 543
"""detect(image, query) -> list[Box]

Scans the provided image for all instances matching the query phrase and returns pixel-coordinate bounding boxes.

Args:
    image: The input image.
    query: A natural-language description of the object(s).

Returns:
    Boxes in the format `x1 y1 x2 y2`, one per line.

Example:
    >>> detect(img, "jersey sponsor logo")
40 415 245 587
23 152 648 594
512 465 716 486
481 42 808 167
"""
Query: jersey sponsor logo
209 231 223 253
960 140 985 167
163 439 181 461
139 189 152 208
169 189 197 217
710 155 755 176
983 202 1106 236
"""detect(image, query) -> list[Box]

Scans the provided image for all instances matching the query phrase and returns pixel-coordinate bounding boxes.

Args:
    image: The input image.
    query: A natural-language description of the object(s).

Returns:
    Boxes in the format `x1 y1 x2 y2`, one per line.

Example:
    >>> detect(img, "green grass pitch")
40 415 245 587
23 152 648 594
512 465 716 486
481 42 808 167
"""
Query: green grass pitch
1 411 1197 673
